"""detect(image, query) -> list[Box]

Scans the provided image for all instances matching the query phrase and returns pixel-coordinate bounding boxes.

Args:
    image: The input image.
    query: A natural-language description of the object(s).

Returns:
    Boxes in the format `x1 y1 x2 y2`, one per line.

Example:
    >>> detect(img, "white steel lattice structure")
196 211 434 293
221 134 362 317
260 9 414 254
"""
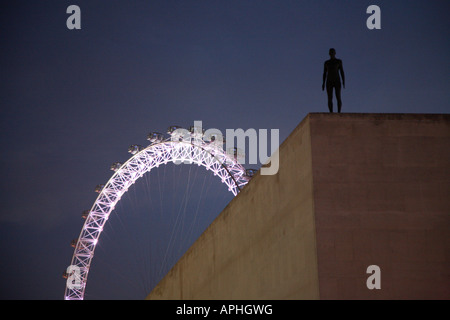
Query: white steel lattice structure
64 126 255 300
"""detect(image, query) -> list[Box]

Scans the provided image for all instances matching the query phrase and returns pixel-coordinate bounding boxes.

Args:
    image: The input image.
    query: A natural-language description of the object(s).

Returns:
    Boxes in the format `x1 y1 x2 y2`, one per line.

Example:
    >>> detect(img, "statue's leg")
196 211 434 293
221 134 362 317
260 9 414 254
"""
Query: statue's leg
326 83 333 113
335 83 342 113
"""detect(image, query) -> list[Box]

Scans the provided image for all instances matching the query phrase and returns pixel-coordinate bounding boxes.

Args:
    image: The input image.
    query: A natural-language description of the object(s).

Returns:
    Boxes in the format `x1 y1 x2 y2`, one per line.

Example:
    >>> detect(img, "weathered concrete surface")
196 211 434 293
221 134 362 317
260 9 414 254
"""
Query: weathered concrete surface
310 113 450 299
147 113 450 300
148 115 320 299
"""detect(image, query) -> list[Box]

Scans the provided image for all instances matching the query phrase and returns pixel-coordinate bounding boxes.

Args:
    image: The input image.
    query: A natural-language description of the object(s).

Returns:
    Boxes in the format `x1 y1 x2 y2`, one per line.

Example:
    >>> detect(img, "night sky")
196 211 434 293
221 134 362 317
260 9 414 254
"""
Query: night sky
0 1 448 300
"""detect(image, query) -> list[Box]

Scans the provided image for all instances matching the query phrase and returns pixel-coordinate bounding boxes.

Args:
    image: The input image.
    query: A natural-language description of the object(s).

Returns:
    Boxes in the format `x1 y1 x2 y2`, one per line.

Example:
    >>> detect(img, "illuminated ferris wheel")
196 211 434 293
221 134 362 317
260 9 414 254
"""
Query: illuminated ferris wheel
63 125 256 300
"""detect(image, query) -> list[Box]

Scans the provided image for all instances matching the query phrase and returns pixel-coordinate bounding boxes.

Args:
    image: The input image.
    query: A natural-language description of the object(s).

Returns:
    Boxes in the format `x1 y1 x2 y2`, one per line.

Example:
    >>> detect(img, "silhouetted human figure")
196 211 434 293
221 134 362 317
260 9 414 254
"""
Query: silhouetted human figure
322 48 345 113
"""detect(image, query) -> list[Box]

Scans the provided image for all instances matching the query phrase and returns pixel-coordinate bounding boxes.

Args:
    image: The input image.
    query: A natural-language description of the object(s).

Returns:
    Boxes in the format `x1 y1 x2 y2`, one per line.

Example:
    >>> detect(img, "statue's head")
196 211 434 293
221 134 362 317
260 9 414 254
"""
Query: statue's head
329 48 336 57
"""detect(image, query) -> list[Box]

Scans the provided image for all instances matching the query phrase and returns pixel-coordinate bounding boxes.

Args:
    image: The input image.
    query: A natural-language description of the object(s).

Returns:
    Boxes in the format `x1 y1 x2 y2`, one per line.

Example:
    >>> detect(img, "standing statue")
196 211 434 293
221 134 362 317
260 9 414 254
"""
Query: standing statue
322 48 345 113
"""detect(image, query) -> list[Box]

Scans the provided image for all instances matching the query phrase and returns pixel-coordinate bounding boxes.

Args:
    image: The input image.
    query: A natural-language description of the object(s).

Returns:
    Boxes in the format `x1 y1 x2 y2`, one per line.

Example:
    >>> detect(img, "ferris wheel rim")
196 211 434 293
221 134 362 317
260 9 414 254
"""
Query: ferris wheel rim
64 135 251 300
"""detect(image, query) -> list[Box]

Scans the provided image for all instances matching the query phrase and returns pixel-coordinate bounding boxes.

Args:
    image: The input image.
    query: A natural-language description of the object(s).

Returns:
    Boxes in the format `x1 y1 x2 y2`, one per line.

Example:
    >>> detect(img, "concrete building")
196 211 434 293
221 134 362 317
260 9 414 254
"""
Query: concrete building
147 113 450 300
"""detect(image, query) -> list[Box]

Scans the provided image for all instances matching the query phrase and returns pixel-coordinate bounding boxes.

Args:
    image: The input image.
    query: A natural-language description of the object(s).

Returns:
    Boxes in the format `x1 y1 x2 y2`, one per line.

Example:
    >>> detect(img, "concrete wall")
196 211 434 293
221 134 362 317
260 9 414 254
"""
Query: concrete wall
148 115 320 299
147 113 450 300
310 113 450 299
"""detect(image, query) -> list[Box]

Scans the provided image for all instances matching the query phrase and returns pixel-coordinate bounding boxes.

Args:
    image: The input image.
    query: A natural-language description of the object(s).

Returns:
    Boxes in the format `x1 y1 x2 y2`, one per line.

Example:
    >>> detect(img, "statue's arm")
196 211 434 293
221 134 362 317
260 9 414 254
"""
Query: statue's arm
322 62 327 90
340 60 345 88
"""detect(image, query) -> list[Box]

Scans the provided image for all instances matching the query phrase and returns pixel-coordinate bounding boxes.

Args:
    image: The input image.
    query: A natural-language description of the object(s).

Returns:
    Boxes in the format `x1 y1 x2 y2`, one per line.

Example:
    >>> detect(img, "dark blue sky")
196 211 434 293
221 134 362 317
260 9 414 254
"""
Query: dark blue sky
0 1 449 299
